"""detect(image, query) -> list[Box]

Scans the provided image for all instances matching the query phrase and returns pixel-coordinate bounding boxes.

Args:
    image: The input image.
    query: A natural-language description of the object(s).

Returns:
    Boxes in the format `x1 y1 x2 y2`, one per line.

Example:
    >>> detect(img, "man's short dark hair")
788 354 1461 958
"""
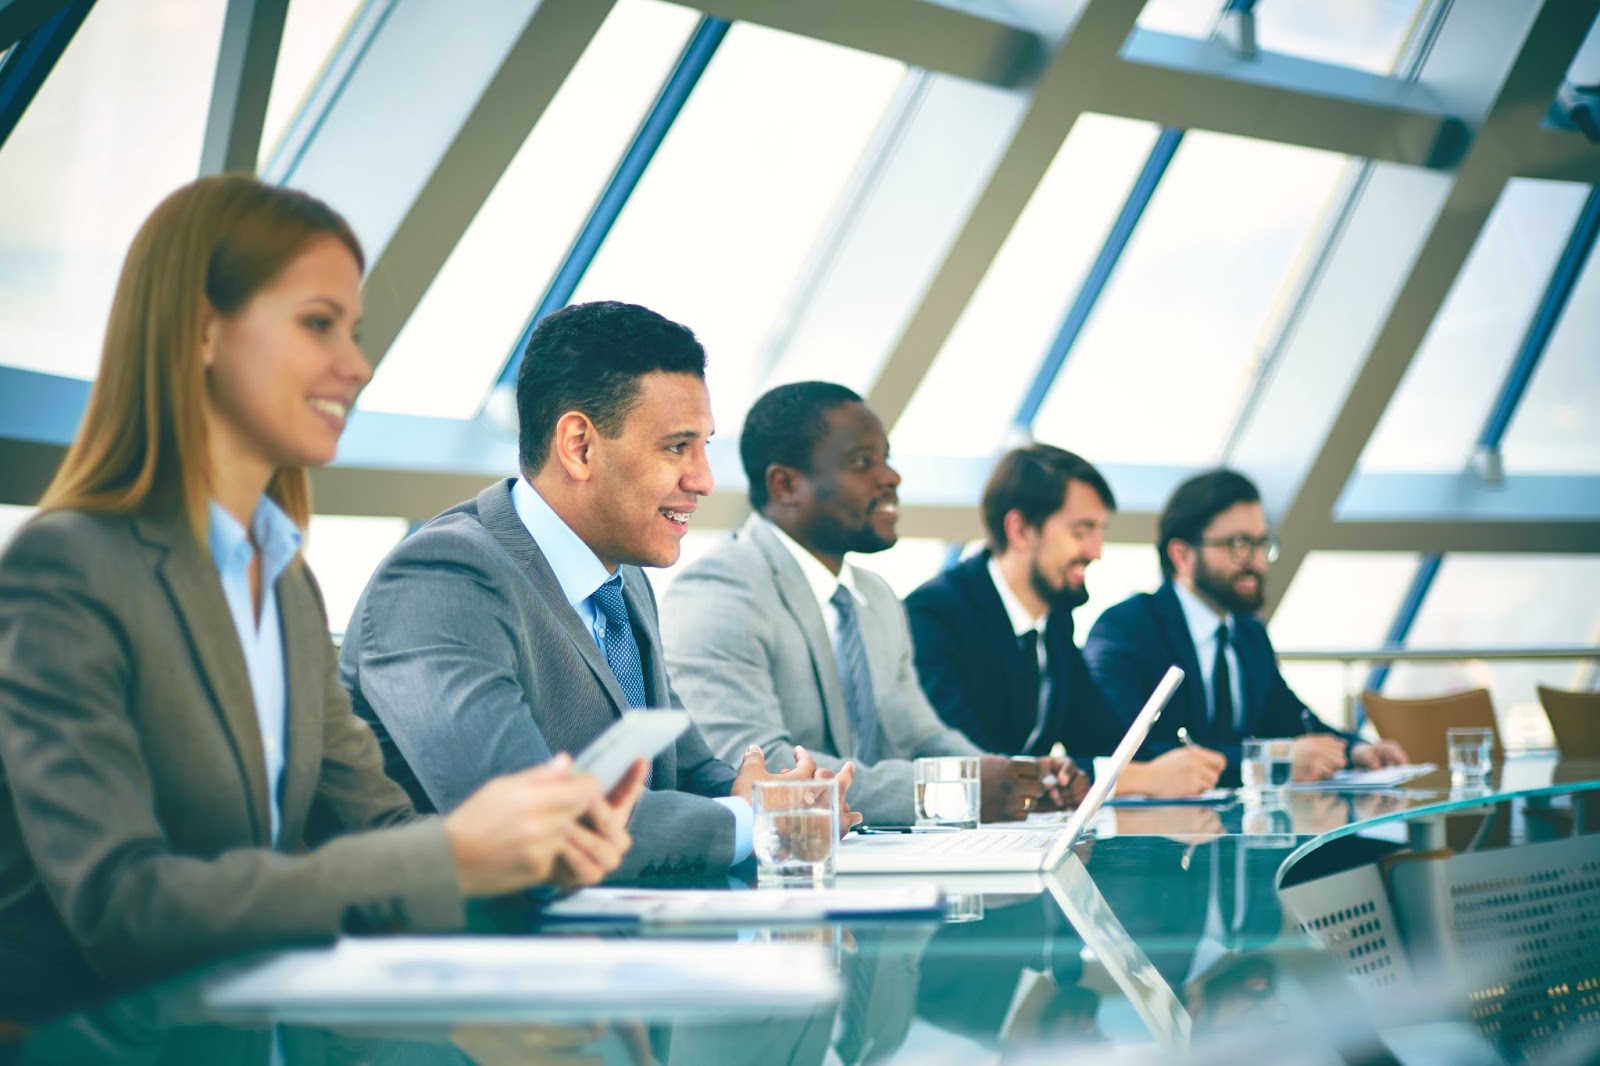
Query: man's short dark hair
1157 468 1261 579
516 300 706 473
740 381 863 510
981 444 1116 553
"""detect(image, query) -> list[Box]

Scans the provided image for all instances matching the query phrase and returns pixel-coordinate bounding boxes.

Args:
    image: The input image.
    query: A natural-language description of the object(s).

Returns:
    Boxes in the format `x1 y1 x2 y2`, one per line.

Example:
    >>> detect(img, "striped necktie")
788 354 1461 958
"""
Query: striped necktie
830 584 881 765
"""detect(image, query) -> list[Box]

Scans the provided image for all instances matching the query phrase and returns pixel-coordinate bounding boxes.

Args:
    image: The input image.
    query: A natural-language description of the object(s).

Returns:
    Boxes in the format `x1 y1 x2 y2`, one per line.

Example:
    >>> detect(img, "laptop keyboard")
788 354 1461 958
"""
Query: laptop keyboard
926 831 1053 854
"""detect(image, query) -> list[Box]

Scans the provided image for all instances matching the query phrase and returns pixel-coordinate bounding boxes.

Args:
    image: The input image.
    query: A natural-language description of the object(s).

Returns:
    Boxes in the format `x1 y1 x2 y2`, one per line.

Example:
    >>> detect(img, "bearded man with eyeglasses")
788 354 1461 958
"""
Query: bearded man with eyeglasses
1084 469 1407 785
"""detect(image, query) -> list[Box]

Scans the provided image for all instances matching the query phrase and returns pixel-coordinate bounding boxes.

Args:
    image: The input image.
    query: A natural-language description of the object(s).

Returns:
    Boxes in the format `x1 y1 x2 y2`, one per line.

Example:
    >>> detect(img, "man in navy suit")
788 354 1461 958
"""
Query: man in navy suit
906 445 1225 797
1083 469 1406 785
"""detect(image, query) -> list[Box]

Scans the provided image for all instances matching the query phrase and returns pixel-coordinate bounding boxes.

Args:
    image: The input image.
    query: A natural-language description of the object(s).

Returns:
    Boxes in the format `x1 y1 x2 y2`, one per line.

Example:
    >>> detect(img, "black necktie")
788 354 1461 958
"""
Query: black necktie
1020 630 1051 754
1212 621 1235 744
830 585 881 765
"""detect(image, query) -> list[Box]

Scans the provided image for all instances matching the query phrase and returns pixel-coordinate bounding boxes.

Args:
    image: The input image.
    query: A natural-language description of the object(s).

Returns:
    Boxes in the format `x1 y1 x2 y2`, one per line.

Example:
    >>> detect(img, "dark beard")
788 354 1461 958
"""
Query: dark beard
1193 554 1264 615
811 511 896 558
1030 560 1089 611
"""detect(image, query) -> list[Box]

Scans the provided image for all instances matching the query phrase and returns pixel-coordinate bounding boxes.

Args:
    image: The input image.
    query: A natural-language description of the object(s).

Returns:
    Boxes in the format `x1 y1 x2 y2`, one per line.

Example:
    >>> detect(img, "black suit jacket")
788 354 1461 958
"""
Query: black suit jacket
1082 582 1352 783
904 552 1124 759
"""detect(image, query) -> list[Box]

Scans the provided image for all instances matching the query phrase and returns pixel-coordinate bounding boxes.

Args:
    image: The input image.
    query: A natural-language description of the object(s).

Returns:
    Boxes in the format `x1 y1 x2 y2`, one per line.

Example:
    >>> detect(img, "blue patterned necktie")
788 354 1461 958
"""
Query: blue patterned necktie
830 584 881 765
592 576 648 710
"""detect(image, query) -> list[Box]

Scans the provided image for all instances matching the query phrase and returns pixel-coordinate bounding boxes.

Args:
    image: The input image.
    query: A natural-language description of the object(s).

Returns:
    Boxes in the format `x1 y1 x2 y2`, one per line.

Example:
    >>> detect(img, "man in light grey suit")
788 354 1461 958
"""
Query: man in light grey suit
341 301 827 882
662 382 1065 825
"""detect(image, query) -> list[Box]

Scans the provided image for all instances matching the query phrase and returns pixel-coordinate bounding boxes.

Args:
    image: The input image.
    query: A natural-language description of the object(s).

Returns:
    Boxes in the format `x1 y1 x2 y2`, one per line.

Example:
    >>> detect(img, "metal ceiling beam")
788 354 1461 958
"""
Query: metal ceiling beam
357 0 617 370
868 0 1139 432
198 0 288 176
1106 29 1468 168
679 0 1044 87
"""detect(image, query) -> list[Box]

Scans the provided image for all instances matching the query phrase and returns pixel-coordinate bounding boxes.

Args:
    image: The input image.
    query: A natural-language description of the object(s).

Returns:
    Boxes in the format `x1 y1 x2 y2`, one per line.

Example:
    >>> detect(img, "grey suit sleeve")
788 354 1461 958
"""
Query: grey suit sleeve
663 555 919 824
0 525 463 987
346 535 557 814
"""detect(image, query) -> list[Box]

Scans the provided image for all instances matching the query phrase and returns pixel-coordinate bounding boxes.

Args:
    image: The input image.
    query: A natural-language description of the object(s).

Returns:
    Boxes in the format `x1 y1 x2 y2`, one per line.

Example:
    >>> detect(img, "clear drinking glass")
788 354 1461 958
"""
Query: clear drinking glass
753 777 839 885
1240 737 1294 799
914 756 981 828
1447 727 1494 785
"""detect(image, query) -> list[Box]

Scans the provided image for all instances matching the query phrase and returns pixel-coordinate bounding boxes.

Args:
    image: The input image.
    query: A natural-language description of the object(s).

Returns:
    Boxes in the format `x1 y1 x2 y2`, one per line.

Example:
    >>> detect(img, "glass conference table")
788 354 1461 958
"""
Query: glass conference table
11 759 1600 1065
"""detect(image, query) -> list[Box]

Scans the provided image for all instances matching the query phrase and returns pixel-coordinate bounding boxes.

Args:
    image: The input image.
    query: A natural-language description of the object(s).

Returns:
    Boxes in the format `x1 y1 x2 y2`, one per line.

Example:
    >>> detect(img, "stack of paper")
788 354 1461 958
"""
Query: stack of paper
539 885 943 925
206 936 838 1021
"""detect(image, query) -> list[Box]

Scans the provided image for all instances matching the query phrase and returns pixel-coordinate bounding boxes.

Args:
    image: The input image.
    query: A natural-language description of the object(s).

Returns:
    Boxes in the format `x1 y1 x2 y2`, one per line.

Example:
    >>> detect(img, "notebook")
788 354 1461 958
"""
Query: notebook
835 666 1185 873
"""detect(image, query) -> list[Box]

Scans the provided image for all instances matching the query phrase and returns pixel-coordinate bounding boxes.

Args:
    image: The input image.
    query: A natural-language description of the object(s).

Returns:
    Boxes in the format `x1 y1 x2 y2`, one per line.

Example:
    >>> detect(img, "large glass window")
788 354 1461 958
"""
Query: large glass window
0 0 227 380
257 0 365 169
1030 131 1349 466
1500 221 1600 473
1137 0 1426 74
1382 554 1600 750
303 514 409 635
359 0 698 418
1269 551 1420 730
568 21 906 434
1360 180 1591 473
892 114 1159 458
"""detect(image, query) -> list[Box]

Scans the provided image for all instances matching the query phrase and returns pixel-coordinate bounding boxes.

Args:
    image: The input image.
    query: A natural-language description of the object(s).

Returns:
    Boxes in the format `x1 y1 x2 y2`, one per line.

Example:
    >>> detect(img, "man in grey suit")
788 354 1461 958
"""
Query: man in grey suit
341 301 828 881
662 382 1067 826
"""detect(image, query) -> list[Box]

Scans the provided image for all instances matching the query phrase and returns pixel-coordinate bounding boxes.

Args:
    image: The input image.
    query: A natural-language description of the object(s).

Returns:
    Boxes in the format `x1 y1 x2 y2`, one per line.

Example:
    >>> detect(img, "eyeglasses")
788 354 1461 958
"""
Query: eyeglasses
1199 534 1280 564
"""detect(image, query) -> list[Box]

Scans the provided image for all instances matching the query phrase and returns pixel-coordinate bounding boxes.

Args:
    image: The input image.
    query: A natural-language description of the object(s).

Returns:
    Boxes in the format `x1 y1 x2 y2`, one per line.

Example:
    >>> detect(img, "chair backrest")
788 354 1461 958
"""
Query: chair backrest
1536 685 1600 759
1361 688 1503 767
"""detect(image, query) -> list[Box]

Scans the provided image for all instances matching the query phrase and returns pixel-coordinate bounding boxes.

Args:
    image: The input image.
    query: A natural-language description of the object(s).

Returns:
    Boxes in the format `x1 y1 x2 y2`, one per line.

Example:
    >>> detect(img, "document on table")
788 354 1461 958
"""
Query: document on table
1108 788 1236 807
539 885 944 925
206 936 838 1021
1289 763 1437 790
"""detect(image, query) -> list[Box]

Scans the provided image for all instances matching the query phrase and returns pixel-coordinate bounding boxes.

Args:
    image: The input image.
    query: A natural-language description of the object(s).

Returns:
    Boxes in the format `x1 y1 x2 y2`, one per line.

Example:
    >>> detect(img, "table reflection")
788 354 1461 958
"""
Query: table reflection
8 772 1600 1065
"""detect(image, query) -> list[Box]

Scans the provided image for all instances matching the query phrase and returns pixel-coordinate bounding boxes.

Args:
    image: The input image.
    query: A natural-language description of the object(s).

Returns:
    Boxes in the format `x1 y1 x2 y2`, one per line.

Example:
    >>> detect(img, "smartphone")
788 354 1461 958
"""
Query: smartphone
573 710 691 791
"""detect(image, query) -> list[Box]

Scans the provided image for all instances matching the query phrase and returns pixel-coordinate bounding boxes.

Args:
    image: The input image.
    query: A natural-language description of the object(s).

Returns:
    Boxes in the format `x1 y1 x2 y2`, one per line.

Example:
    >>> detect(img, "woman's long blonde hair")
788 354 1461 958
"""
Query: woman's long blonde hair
38 175 364 534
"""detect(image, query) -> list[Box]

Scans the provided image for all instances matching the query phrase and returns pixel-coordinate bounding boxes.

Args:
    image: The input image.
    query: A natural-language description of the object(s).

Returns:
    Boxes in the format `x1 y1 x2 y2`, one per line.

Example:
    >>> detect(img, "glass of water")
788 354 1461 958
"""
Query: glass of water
914 756 981 828
1447 727 1494 785
753 777 839 885
1240 737 1294 799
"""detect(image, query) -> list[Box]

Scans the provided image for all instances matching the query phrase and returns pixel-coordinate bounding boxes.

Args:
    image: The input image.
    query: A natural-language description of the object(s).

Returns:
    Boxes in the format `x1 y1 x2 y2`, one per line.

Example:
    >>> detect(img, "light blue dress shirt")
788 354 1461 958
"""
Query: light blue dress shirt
1173 579 1244 733
509 477 752 864
206 497 301 844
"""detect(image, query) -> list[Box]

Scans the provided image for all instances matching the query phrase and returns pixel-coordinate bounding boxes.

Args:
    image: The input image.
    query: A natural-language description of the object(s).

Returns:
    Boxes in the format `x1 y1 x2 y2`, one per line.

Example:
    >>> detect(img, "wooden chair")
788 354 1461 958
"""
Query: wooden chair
1361 688 1503 768
1537 685 1600 759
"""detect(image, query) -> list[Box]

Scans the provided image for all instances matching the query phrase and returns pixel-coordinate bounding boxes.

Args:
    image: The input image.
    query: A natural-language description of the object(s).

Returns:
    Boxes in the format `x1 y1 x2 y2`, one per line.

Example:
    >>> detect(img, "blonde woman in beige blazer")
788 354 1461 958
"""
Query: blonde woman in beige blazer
0 177 641 1017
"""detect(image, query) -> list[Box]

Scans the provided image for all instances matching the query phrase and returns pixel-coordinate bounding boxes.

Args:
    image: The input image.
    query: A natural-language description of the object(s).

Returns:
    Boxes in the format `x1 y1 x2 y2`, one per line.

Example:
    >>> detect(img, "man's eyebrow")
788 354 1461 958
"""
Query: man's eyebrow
660 429 707 444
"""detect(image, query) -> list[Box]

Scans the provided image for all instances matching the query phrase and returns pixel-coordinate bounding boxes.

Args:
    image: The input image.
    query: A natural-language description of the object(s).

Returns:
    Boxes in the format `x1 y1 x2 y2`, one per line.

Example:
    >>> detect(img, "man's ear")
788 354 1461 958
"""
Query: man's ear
1167 539 1193 579
550 411 598 482
1002 509 1036 553
765 464 806 508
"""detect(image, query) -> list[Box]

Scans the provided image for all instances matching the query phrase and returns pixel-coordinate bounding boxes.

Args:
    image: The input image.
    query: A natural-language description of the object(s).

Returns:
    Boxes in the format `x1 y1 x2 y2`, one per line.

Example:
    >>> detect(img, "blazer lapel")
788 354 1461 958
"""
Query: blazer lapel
475 481 631 720
135 512 271 844
963 556 1032 736
744 517 854 756
275 561 326 849
1153 583 1207 735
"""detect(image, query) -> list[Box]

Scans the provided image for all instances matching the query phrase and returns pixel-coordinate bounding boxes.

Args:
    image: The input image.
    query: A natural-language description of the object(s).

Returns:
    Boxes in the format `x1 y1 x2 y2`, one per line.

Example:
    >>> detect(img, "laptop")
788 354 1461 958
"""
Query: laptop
836 666 1185 874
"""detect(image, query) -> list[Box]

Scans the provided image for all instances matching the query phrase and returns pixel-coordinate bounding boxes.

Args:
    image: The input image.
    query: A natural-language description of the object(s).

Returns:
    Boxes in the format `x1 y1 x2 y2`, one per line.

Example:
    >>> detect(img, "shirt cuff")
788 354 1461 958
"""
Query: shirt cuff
1092 756 1120 798
714 796 754 866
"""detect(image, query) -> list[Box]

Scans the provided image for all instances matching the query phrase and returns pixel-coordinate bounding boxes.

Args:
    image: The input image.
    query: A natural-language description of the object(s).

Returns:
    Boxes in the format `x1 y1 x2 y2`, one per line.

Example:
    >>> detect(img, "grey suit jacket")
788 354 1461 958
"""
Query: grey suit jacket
661 515 979 825
0 508 462 1014
340 479 739 881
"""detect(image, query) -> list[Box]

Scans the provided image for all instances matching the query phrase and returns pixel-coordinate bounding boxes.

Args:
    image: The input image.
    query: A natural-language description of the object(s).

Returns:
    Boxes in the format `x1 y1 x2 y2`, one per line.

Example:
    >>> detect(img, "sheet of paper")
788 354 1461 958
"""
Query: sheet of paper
1108 788 1237 807
206 936 838 1021
539 885 943 924
1288 763 1438 790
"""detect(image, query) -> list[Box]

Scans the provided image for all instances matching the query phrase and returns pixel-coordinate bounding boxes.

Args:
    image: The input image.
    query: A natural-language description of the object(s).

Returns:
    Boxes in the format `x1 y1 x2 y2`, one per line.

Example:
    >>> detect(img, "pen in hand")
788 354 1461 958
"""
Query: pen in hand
1176 726 1198 749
